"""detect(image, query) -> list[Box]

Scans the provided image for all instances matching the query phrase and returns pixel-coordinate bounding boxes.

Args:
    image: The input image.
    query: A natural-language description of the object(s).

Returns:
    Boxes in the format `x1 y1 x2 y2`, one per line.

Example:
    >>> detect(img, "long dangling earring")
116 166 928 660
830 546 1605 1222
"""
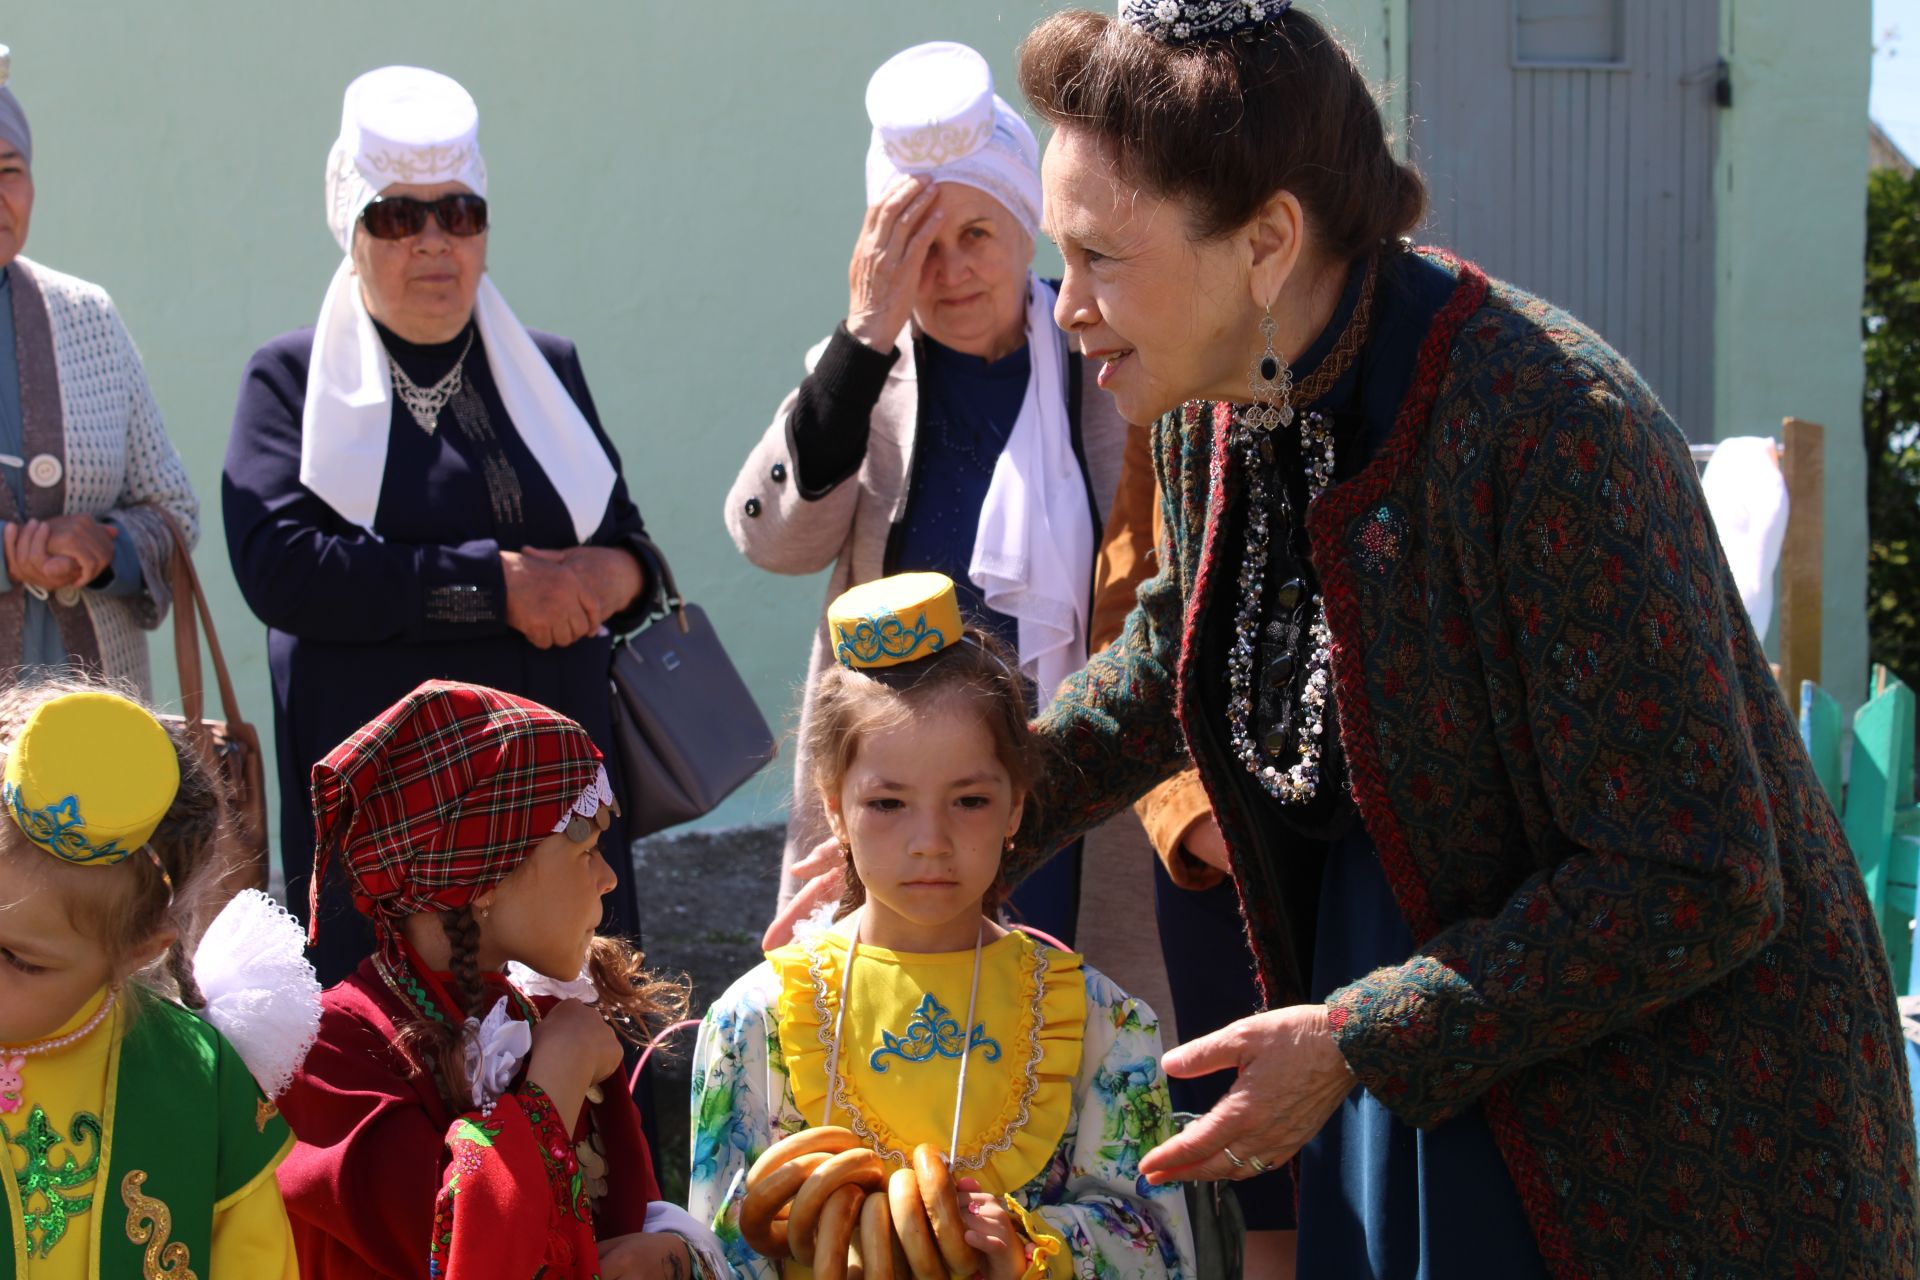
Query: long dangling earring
1246 305 1293 432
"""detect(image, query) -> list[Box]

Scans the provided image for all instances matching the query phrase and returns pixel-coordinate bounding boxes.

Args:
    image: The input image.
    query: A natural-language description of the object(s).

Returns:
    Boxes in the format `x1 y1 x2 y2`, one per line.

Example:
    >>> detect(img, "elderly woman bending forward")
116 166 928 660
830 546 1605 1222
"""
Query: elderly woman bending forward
0 49 198 694
223 67 655 984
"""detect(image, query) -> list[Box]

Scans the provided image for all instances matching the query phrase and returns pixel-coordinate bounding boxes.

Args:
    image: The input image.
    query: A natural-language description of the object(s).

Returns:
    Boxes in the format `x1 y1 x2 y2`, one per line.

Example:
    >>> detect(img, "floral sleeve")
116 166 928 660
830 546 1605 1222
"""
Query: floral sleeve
1015 972 1197 1280
688 964 794 1280
429 1084 585 1279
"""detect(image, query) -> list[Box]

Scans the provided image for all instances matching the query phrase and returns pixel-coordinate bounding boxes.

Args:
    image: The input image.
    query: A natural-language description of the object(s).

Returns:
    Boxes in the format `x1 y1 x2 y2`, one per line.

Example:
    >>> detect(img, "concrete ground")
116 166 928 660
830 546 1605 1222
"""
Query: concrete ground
628 821 785 1201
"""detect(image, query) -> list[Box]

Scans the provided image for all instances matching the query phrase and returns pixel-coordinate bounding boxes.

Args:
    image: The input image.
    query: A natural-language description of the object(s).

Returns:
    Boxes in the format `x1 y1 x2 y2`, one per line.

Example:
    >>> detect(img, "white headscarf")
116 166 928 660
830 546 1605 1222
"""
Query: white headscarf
864 43 1093 707
302 66 613 542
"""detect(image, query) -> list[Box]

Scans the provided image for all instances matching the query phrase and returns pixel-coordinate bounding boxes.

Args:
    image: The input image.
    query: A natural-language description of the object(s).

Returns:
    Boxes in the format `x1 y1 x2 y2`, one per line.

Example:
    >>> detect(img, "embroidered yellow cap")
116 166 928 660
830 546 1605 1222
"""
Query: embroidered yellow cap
2 691 180 867
829 572 964 671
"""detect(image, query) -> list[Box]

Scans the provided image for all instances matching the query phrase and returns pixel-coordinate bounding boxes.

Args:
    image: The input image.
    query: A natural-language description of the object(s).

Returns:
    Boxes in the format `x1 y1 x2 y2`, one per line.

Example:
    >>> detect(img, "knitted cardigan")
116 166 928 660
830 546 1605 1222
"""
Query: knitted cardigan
1 256 197 694
1013 252 1918 1277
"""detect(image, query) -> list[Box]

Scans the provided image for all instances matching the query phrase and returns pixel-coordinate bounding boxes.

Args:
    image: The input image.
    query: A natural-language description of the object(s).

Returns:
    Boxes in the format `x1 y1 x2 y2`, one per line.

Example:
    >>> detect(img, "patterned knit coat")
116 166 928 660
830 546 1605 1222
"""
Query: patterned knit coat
1012 252 1918 1277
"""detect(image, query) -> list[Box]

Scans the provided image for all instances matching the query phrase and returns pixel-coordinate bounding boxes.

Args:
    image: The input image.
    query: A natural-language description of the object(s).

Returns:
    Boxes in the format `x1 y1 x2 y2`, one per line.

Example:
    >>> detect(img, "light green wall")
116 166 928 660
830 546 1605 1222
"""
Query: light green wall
6 2 1387 845
1715 0 1872 710
13 0 1867 839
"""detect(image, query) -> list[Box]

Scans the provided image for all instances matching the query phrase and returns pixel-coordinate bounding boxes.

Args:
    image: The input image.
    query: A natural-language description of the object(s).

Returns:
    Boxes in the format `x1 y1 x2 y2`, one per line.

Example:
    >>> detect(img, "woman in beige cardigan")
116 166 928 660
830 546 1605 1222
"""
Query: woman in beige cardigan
724 42 1164 1000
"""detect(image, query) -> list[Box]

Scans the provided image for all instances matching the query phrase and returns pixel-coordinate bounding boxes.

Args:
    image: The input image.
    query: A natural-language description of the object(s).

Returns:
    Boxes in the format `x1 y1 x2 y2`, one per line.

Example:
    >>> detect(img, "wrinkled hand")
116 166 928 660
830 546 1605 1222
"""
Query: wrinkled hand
846 175 942 354
761 837 846 951
957 1178 1026 1280
1179 814 1231 874
4 519 81 592
521 545 644 630
43 515 118 584
502 549 598 648
595 1231 693 1280
1141 1005 1354 1184
527 997 624 1132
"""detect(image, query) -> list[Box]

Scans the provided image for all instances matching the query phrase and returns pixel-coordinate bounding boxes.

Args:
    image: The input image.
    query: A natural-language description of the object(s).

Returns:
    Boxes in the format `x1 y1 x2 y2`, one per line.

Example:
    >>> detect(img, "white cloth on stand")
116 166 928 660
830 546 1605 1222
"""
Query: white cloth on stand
1700 436 1789 634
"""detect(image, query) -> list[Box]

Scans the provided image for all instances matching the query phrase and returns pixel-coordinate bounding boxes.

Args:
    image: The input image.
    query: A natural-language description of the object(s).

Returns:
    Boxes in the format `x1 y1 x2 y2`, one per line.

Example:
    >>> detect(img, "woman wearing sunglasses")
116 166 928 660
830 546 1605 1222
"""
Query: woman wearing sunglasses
221 66 658 984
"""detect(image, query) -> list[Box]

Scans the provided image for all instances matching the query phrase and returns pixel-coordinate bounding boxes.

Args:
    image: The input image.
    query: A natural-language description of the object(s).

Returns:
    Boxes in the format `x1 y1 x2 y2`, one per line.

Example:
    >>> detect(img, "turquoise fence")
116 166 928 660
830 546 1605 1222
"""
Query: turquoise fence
1803 666 1920 993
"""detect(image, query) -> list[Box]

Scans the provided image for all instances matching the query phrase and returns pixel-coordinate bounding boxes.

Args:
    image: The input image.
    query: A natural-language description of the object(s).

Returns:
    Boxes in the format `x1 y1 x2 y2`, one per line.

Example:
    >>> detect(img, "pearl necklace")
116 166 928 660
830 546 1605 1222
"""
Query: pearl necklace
387 328 475 434
0 991 116 1114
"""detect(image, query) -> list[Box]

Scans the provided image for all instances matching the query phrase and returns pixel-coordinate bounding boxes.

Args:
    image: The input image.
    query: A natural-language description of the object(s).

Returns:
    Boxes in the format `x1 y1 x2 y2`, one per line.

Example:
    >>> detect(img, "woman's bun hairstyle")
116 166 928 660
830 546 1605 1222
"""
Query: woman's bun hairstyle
1019 7 1426 258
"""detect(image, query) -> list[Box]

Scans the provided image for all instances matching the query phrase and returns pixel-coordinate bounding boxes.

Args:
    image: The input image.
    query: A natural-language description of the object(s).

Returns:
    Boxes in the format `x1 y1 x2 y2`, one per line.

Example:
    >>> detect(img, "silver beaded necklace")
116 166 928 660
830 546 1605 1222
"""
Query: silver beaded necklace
1226 410 1337 803
387 328 475 434
1223 254 1379 805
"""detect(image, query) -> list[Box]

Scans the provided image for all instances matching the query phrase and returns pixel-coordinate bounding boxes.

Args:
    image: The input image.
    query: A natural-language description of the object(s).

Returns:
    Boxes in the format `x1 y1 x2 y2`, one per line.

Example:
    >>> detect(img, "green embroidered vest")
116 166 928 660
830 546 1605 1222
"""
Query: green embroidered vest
1 994 290 1276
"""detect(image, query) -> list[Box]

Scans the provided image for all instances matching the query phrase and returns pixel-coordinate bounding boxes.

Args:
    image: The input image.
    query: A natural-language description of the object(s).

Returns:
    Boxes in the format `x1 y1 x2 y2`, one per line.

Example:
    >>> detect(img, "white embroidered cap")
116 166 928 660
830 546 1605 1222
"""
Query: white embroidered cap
325 66 487 253
862 42 1042 238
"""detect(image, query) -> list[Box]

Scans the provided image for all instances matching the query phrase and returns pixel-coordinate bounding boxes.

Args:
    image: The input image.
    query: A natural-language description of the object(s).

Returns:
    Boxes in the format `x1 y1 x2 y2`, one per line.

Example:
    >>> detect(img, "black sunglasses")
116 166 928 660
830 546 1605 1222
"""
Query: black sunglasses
359 193 489 241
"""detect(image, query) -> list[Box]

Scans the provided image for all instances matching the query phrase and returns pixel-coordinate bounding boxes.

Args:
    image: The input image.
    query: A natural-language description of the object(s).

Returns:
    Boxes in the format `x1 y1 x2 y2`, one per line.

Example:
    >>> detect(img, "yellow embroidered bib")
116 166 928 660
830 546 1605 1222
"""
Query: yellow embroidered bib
2 989 112 1280
770 930 1085 1197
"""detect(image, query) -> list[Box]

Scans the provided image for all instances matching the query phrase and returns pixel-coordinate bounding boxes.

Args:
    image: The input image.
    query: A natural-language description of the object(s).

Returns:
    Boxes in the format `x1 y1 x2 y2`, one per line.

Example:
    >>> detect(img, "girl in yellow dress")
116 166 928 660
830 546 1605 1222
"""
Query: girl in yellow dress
0 679 313 1278
690 574 1195 1279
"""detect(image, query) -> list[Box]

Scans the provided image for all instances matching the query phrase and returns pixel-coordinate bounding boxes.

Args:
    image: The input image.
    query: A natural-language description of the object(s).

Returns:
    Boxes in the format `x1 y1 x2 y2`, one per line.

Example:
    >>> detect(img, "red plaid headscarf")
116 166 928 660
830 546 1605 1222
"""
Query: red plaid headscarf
309 680 602 954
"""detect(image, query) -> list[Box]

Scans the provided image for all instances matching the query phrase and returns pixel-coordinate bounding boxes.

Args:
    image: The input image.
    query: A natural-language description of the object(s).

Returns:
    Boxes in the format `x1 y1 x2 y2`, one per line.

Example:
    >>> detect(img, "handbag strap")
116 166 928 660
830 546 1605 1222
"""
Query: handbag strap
155 509 254 737
632 535 690 636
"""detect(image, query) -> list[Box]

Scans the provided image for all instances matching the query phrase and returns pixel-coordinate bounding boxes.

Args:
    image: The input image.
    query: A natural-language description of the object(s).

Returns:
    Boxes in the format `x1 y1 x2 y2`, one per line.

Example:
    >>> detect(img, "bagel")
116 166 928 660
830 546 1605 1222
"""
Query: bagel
859 1188 899 1280
811 1183 867 1280
913 1144 982 1277
889 1167 948 1280
792 1148 889 1258
746 1125 862 1188
741 1150 830 1258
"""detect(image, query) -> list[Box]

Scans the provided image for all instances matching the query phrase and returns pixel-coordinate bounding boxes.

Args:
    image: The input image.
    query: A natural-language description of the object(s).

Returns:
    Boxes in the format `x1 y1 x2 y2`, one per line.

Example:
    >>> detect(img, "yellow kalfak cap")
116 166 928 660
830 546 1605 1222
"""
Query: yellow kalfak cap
829 572 964 671
3 691 180 867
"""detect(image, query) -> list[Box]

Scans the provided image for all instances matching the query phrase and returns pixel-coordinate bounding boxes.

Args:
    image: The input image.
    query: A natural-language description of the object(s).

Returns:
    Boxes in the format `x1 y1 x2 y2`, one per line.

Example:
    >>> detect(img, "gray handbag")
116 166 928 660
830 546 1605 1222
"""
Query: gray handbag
610 539 776 838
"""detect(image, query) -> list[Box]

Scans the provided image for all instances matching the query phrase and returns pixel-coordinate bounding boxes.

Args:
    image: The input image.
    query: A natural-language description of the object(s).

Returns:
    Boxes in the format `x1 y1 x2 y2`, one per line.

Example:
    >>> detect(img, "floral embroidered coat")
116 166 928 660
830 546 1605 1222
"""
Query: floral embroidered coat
1011 251 1918 1277
276 958 664 1279
689 931 1195 1280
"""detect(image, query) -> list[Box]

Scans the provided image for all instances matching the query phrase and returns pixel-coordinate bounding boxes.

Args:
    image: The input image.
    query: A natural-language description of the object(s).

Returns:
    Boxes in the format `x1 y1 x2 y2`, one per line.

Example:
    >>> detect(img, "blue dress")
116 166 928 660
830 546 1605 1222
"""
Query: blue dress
1295 830 1548 1277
